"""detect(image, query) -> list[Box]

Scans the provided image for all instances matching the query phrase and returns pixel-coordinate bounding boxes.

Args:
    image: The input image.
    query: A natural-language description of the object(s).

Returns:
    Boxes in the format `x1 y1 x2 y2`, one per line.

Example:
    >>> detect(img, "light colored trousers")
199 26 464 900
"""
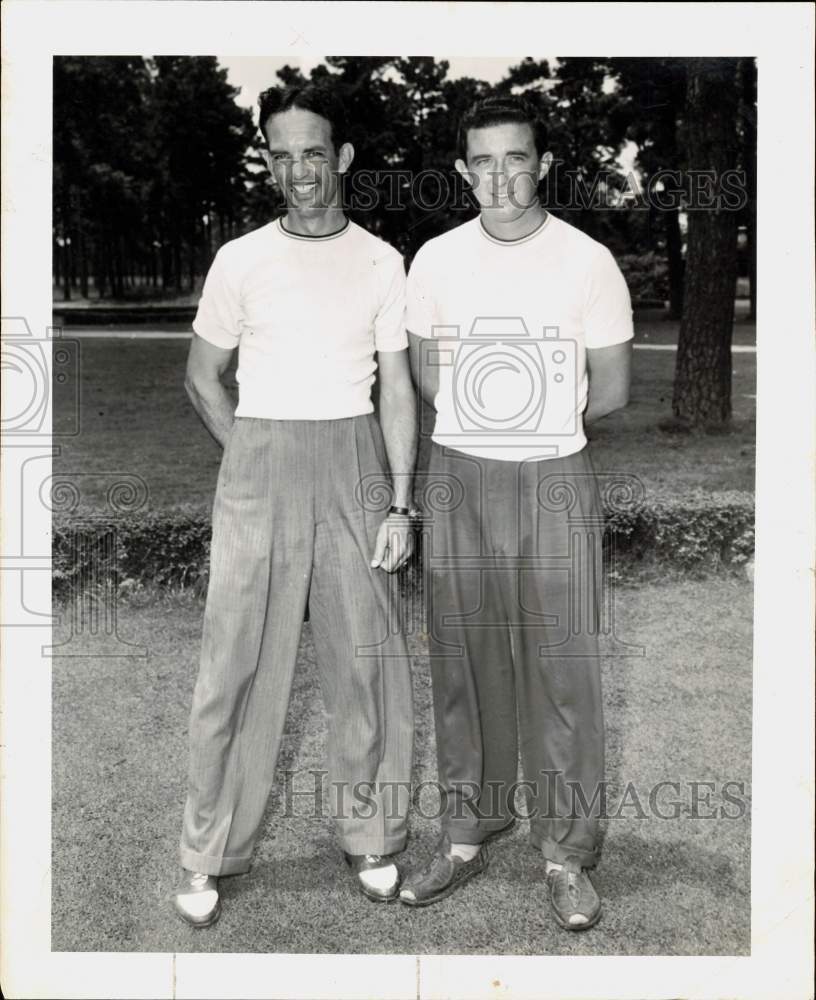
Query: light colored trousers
426 443 605 868
180 415 414 876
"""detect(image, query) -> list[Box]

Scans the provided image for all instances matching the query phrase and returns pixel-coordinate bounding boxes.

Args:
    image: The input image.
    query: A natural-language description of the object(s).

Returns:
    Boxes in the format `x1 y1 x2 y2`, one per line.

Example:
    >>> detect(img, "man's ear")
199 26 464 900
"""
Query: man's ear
454 157 475 187
337 142 355 174
261 149 278 186
538 151 554 181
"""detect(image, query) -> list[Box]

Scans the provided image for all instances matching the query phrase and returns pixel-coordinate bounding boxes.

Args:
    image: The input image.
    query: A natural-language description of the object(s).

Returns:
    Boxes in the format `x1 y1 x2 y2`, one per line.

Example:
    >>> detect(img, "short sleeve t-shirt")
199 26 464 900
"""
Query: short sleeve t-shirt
406 213 633 461
193 218 407 420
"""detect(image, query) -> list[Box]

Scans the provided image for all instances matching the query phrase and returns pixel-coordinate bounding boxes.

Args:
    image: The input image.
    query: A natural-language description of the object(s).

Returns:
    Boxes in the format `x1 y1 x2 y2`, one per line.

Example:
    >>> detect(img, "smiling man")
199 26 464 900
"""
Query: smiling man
173 84 417 927
401 95 633 930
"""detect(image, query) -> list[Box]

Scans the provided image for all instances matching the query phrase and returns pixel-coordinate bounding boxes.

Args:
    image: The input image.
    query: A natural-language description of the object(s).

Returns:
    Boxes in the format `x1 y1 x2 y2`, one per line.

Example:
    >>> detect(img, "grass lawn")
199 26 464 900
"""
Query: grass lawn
53 316 756 514
52 575 751 956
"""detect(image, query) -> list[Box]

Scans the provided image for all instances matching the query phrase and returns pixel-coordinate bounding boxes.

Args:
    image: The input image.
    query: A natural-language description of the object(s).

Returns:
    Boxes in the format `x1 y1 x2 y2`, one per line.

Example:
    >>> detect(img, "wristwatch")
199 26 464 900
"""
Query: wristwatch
387 505 421 521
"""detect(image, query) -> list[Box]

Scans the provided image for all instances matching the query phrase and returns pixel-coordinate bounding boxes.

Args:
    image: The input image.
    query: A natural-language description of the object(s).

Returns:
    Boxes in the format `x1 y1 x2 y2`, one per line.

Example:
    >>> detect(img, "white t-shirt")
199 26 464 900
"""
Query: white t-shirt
193 217 407 420
406 213 633 461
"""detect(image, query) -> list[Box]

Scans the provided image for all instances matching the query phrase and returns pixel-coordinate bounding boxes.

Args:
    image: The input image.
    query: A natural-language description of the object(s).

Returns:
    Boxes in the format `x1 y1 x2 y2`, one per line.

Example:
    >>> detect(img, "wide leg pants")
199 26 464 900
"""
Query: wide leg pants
180 415 414 876
425 443 605 868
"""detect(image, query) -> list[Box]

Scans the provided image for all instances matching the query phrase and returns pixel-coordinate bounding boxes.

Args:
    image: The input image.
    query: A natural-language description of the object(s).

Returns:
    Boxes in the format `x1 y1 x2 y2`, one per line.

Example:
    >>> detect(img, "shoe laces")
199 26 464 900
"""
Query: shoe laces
364 854 384 865
190 871 209 888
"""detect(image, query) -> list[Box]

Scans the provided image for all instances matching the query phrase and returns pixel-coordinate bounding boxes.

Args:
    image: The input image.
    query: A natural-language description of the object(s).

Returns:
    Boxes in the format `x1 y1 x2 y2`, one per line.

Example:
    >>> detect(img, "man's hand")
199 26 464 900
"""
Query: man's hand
185 334 236 446
370 515 415 572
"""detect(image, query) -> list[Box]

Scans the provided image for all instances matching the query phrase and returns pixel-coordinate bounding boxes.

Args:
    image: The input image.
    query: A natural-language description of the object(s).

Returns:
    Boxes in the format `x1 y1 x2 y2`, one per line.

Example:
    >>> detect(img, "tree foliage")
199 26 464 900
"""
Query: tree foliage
53 56 256 299
53 54 755 319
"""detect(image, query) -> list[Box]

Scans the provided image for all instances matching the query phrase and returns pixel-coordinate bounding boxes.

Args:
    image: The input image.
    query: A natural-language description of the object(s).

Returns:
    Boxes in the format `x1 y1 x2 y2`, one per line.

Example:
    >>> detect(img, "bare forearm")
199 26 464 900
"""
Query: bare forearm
584 389 629 425
408 332 439 409
584 342 632 426
379 387 418 508
185 375 236 448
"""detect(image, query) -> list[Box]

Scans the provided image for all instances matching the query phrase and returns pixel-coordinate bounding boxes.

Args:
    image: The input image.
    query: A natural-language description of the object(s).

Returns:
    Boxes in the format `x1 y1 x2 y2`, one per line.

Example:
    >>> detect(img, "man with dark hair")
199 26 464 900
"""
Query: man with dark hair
173 83 417 927
401 94 632 930
257 82 349 150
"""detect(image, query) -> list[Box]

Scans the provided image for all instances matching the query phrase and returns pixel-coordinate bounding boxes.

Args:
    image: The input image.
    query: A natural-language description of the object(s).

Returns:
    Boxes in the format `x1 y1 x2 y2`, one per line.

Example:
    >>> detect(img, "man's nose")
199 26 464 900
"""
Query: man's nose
292 157 313 180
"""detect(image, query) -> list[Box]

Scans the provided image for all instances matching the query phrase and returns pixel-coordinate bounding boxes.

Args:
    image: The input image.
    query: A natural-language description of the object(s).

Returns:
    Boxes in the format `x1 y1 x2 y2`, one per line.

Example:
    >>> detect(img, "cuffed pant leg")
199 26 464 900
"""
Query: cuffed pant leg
180 420 313 876
308 415 414 856
426 446 519 845
429 569 518 844
511 450 605 867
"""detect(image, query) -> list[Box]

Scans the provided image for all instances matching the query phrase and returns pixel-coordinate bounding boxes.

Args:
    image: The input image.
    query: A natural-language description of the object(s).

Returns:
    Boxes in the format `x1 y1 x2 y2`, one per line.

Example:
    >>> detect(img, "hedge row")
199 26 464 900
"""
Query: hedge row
52 490 754 600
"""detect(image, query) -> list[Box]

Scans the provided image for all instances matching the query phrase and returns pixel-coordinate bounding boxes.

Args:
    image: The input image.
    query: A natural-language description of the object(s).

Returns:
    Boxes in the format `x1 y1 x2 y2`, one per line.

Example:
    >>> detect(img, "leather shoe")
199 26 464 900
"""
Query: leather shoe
344 853 400 902
399 834 488 907
547 856 601 931
172 869 221 928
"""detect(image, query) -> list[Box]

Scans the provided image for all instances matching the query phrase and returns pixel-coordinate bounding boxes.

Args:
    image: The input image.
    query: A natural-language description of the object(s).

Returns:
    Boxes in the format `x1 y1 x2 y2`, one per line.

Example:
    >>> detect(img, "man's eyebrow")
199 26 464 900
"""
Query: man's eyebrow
470 148 533 159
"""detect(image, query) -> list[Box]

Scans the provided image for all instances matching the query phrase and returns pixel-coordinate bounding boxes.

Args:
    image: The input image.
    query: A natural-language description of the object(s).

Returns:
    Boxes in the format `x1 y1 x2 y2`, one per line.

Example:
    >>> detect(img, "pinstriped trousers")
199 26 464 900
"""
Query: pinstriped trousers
180 415 414 876
426 443 605 868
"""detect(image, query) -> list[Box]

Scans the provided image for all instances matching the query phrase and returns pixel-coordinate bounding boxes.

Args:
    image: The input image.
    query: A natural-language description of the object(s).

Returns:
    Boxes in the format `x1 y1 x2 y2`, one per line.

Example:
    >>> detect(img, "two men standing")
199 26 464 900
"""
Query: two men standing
175 85 632 934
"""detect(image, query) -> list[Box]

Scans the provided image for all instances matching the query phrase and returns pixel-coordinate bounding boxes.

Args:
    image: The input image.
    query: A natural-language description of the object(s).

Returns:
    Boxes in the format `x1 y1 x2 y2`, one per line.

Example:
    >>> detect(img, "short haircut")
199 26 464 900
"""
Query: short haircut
457 94 549 160
257 84 348 150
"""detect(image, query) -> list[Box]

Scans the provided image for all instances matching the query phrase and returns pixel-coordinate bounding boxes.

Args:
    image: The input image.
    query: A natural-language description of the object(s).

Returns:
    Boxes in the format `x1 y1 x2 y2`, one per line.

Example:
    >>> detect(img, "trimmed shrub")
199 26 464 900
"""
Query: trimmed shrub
617 251 670 305
53 508 212 600
52 490 754 600
603 489 755 573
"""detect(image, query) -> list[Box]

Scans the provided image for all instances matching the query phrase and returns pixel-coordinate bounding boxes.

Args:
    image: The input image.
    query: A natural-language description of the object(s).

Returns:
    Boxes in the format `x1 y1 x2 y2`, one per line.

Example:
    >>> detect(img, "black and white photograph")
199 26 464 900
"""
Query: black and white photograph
1 3 814 999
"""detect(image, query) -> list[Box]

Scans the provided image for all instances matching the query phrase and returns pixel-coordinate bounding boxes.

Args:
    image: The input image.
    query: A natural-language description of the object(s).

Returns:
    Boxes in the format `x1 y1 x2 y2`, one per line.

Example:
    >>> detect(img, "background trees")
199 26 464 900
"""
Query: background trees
53 55 755 429
53 57 255 300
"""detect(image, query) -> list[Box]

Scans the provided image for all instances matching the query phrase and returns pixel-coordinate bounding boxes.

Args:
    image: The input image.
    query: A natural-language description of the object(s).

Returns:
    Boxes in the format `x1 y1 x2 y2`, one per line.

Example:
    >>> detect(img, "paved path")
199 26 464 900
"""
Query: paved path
64 329 758 352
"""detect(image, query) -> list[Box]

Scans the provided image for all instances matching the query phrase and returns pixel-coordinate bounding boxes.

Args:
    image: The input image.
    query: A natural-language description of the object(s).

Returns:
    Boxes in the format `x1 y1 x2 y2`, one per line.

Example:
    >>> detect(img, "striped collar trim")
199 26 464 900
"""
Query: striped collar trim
478 212 551 246
277 217 351 242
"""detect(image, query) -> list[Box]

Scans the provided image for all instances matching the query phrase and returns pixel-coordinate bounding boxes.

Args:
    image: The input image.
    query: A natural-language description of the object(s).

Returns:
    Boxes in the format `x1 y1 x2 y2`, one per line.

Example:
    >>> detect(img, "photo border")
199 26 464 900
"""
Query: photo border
2 2 814 998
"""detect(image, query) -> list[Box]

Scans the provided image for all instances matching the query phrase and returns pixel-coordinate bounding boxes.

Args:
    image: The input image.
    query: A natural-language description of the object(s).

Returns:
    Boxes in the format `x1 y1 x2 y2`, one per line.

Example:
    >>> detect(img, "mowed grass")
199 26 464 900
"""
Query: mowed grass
52 574 751 956
52 316 756 515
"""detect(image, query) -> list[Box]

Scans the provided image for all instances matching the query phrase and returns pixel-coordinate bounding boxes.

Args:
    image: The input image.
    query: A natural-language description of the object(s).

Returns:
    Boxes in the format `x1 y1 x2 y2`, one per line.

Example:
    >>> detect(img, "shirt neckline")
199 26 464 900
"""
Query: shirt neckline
277 216 351 242
478 212 551 247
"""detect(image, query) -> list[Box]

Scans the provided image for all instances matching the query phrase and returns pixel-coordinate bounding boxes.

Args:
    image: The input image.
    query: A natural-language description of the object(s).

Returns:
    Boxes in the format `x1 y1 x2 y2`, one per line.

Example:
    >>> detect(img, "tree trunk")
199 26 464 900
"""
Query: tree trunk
96 249 107 299
664 206 684 319
672 59 740 429
189 221 197 292
740 57 757 321
79 231 88 299
61 243 71 301
54 231 61 291
161 236 171 290
747 219 756 321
